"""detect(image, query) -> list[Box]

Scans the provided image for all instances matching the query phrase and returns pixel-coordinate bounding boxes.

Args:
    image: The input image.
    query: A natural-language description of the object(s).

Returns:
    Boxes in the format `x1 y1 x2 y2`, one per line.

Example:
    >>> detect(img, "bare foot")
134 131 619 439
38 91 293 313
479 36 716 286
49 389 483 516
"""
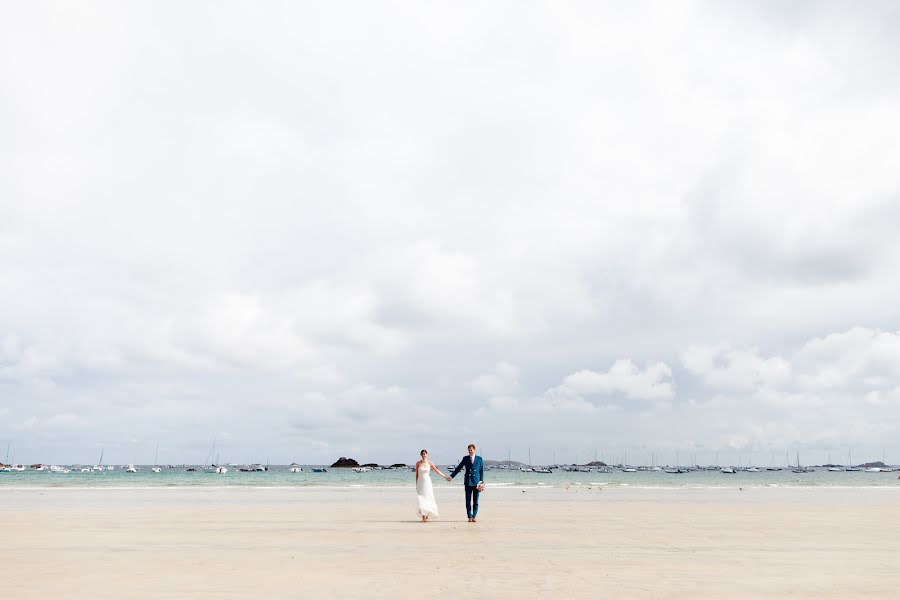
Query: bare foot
421 516 426 522
472 518 477 523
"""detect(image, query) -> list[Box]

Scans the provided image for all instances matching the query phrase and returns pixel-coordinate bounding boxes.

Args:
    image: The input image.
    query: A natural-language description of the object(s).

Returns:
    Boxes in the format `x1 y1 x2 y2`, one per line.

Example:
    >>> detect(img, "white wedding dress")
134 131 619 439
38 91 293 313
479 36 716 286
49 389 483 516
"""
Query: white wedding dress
416 462 439 518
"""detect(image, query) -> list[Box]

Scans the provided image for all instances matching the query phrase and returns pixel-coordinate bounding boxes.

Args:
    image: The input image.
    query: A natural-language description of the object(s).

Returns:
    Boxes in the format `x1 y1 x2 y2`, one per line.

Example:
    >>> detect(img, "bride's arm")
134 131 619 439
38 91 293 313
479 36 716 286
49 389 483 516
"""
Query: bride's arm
429 461 447 478
415 460 419 483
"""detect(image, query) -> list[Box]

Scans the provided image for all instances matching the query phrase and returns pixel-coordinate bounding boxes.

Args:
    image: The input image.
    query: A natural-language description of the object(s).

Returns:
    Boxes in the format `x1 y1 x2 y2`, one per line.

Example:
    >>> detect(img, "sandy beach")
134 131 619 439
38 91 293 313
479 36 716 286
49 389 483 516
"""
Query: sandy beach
2 485 898 599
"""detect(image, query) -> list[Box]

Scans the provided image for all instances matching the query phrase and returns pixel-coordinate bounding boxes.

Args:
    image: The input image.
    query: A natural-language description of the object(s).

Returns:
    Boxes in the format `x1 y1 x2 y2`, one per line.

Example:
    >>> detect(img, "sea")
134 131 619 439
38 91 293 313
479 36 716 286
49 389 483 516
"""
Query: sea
2 465 898 489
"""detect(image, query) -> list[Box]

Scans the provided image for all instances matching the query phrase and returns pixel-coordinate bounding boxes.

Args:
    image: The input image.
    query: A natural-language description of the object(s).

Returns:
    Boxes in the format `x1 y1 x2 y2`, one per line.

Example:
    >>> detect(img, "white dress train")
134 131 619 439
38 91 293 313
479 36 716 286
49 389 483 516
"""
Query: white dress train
416 462 439 518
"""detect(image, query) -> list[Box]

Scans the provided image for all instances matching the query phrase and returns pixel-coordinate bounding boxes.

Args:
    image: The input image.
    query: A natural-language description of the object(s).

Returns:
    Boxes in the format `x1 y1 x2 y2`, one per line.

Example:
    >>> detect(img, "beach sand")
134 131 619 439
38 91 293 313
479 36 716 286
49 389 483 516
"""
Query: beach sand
2 485 898 599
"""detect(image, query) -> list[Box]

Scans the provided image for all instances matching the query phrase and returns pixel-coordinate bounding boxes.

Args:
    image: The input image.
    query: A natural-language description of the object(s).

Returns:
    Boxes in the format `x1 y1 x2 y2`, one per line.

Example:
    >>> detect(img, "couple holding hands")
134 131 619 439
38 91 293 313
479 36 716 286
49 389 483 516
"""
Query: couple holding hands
416 443 484 523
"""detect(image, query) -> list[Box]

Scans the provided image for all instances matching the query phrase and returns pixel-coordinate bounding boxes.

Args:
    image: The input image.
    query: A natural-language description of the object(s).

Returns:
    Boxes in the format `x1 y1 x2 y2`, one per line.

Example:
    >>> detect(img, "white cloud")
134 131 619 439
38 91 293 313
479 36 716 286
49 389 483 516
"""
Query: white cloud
681 345 791 390
478 386 601 416
3 3 900 463
562 360 675 399
471 362 520 397
475 358 671 416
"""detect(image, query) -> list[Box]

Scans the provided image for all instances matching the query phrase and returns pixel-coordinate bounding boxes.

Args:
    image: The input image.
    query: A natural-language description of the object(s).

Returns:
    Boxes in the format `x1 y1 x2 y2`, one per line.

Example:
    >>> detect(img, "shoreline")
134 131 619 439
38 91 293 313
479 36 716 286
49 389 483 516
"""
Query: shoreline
2 481 899 492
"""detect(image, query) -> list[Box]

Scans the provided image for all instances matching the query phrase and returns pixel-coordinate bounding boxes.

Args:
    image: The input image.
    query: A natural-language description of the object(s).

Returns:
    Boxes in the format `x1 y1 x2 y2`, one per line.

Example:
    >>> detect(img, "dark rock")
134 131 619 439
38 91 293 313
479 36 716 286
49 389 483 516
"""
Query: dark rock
390 463 407 468
361 463 379 468
330 457 360 468
484 459 526 466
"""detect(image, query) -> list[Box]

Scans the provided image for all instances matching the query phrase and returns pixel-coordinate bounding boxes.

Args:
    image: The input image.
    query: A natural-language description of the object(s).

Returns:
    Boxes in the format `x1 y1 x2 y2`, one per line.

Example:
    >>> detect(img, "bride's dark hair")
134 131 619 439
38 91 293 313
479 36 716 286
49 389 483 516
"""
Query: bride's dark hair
420 449 427 456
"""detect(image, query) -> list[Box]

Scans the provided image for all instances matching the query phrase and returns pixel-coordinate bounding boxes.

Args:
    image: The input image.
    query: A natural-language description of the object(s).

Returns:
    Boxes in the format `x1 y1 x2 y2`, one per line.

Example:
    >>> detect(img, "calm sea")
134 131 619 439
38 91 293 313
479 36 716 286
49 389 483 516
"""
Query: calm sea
1 465 898 489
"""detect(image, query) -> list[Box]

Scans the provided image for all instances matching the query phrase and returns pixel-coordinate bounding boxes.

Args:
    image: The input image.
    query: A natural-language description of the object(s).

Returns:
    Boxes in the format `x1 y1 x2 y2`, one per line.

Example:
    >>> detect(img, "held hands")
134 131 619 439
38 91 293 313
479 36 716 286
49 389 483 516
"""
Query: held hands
445 476 452 482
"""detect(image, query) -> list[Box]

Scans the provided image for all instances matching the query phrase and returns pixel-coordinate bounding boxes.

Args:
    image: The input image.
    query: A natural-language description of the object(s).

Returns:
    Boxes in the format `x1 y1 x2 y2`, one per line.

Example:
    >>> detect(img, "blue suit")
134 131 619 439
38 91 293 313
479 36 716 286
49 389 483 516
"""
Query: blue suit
450 455 484 518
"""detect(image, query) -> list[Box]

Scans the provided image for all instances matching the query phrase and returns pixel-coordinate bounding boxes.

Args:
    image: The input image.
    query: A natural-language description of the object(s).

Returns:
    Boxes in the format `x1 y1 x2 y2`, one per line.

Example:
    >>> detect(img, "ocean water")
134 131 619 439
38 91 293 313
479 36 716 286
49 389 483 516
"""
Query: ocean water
1 465 898 489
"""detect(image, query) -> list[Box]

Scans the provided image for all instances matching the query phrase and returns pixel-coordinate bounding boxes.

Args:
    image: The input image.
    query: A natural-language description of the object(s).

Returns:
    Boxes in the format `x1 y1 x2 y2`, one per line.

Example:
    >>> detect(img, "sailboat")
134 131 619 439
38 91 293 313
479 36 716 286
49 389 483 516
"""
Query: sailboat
214 453 227 474
826 452 842 472
289 463 303 473
791 451 811 473
204 436 219 472
845 450 861 472
0 442 11 472
151 443 162 473
621 450 636 472
665 450 687 473
92 448 105 471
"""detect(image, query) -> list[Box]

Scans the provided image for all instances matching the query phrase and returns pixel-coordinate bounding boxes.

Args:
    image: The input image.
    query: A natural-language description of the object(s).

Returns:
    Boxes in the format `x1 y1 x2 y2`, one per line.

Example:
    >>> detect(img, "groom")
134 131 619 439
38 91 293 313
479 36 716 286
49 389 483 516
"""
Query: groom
448 443 484 522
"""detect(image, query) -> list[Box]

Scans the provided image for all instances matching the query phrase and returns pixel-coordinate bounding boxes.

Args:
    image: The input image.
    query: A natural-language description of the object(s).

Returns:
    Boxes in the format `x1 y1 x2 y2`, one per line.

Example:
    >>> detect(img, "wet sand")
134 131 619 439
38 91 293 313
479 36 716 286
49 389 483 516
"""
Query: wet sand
2 485 898 599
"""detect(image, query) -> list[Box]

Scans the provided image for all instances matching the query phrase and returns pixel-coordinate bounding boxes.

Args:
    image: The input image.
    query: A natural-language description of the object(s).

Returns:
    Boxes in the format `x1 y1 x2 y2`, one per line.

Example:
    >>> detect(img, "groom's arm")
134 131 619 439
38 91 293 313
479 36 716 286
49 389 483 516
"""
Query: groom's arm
449 458 465 479
478 459 484 483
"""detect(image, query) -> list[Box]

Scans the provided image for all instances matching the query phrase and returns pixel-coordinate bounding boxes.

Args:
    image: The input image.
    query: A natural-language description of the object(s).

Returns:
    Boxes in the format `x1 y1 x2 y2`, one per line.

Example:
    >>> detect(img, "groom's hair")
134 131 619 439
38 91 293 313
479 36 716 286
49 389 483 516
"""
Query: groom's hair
468 444 476 450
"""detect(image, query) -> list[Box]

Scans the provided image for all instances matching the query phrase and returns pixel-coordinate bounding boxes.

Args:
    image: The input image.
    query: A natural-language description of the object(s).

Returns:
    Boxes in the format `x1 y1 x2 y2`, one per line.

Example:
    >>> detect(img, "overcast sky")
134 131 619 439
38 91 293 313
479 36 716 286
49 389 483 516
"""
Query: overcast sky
2 1 900 466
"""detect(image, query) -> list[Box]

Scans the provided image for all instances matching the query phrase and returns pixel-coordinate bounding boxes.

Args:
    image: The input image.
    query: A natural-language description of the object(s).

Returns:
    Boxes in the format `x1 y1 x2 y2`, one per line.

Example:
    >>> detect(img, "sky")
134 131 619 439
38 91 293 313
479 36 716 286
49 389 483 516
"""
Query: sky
2 1 900 466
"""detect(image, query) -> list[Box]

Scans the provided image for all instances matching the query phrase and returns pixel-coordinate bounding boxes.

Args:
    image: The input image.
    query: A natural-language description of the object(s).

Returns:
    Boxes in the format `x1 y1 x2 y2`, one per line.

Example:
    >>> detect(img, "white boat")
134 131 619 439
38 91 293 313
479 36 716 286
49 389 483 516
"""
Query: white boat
352 467 371 473
80 467 91 472
12 464 25 472
125 465 137 473
92 448 105 471
745 467 760 473
864 467 882 473
827 467 842 472
215 465 228 474
289 464 303 473
621 468 637 473
720 467 735 474
791 451 812 473
151 443 161 473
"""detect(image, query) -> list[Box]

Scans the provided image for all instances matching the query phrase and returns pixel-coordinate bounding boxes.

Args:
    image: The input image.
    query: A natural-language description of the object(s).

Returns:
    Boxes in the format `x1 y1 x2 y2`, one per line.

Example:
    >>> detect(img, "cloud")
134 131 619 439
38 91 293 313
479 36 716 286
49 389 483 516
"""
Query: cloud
562 360 675 399
471 362 520 397
3 2 900 463
478 386 602 416
681 345 791 390
793 327 900 390
474 358 672 416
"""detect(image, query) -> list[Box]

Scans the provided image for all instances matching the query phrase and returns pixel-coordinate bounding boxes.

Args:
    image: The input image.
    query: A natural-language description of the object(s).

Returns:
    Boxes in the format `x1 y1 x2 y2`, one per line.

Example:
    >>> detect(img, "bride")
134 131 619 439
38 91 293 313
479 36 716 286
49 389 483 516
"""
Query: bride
416 449 450 522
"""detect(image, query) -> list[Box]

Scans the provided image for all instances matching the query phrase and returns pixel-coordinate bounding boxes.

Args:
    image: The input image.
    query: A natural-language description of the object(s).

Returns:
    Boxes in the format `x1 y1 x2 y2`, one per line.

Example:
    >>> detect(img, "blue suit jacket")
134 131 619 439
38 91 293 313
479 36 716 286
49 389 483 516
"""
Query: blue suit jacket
450 455 484 487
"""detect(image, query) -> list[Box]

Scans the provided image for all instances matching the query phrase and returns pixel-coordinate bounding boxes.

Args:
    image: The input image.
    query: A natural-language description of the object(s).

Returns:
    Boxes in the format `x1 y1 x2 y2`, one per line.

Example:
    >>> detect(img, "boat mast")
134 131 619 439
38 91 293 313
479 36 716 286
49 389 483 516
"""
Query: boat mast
205 436 217 467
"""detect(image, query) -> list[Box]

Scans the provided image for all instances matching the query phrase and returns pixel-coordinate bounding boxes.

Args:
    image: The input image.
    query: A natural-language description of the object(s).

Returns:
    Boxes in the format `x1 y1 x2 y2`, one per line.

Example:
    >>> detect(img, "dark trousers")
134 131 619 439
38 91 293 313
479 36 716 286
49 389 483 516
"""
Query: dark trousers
465 485 480 518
